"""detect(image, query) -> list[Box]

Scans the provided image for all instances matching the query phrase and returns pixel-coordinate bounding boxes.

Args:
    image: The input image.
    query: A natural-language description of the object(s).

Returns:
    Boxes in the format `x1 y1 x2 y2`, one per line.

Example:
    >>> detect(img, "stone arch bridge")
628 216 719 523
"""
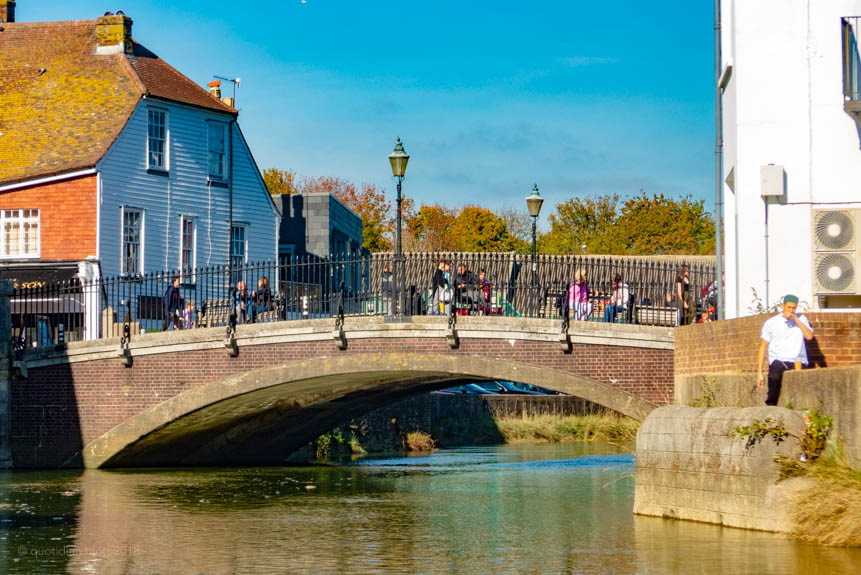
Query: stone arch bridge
10 317 674 468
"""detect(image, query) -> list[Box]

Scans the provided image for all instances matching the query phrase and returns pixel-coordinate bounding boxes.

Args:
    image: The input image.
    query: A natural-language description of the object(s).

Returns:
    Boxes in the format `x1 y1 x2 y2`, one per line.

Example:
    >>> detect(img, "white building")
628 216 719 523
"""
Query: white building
721 0 861 317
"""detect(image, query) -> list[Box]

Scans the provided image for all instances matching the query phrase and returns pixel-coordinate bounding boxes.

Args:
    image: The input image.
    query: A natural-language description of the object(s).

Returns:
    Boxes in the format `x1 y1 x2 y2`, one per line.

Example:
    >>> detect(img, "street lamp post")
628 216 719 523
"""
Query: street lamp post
525 184 543 316
389 138 409 317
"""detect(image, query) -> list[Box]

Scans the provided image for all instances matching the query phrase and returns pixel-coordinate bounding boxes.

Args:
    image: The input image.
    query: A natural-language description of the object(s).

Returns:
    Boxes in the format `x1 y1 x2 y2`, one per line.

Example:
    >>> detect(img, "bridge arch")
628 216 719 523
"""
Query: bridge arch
83 352 656 468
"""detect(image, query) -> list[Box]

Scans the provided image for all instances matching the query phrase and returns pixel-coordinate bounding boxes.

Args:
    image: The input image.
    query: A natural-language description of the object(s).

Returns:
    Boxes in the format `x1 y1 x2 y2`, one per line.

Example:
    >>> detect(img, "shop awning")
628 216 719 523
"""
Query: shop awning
1 264 81 290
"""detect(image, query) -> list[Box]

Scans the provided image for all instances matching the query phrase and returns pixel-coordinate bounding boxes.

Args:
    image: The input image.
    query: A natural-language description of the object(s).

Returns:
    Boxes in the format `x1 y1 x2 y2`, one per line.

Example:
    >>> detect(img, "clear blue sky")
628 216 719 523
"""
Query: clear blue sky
24 1 716 222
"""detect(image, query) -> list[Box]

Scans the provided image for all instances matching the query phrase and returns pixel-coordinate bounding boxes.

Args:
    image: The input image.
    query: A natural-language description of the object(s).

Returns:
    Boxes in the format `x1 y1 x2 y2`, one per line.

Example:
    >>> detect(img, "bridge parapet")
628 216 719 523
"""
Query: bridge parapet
14 316 673 369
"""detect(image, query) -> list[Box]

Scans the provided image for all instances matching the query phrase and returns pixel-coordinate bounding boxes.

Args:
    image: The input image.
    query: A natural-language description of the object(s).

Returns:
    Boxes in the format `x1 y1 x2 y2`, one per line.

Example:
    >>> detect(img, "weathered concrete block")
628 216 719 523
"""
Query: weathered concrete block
634 405 807 533
675 366 861 466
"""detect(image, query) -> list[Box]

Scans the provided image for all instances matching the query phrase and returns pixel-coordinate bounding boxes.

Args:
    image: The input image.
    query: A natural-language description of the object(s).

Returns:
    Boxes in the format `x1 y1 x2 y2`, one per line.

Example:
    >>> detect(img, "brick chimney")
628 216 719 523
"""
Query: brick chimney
0 0 15 23
96 12 133 55
208 80 222 99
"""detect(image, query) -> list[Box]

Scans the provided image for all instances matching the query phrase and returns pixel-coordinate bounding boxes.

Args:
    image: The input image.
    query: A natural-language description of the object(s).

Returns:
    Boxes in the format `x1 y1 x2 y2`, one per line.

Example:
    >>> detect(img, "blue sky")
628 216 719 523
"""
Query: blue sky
24 1 715 223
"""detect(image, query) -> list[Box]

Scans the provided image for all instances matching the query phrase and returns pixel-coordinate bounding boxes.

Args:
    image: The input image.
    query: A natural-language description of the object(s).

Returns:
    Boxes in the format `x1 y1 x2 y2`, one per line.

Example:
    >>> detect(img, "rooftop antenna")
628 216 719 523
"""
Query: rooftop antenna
213 75 240 105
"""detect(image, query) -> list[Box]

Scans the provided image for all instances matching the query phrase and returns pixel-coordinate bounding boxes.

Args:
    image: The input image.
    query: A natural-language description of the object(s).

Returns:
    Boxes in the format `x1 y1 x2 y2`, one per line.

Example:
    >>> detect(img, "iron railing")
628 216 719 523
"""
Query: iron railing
8 253 715 346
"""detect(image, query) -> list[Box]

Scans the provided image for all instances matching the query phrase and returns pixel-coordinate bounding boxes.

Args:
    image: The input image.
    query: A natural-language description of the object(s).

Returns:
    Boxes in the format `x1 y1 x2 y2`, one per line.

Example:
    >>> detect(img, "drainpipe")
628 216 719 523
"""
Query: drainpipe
228 119 234 269
764 199 770 306
714 0 724 319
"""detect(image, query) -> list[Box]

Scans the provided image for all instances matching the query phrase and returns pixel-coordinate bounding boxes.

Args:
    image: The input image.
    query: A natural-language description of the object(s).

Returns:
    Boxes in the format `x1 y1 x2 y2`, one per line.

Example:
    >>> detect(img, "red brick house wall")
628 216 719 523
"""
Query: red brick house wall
0 173 97 260
675 312 861 376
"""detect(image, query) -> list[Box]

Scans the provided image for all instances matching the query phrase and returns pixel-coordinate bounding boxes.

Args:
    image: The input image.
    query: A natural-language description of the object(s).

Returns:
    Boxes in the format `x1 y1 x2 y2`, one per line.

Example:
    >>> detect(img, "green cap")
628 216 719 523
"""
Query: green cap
784 294 799 304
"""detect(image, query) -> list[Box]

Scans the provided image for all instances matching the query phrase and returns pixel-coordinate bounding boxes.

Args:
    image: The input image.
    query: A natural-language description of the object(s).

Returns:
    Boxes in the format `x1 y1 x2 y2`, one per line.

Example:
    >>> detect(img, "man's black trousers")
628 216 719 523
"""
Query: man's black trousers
766 360 795 406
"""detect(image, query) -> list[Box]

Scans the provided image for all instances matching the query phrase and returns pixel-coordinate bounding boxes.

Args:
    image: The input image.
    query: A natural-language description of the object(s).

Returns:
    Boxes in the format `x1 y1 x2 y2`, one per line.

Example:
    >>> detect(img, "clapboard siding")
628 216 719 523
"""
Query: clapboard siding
96 100 278 279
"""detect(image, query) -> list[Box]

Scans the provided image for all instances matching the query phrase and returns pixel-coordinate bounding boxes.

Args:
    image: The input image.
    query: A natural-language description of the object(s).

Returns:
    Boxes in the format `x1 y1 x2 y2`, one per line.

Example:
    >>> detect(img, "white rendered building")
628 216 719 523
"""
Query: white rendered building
721 0 861 317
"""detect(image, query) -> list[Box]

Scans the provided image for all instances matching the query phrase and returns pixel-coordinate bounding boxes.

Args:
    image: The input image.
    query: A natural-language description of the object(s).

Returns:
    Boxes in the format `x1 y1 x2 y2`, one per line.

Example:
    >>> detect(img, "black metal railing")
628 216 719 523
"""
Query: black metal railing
8 253 715 346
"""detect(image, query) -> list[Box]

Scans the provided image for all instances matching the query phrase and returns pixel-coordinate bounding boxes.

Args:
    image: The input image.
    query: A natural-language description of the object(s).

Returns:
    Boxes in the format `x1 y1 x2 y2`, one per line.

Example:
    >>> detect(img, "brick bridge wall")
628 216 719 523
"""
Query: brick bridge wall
675 312 861 376
11 318 674 467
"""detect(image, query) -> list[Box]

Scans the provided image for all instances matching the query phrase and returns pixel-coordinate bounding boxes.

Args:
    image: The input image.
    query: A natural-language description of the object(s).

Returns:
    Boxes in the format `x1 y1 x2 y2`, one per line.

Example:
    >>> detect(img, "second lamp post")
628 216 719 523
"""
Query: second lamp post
389 138 409 317
525 183 544 315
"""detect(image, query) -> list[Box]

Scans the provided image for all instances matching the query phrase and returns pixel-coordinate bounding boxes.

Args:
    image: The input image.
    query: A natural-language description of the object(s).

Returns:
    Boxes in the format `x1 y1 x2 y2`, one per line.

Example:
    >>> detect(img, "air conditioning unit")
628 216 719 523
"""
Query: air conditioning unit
812 209 861 295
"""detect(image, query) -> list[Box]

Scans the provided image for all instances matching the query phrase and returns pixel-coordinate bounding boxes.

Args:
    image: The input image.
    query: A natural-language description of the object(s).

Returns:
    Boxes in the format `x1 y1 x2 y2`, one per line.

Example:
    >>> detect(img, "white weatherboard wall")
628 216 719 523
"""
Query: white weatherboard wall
97 99 279 279
721 0 861 317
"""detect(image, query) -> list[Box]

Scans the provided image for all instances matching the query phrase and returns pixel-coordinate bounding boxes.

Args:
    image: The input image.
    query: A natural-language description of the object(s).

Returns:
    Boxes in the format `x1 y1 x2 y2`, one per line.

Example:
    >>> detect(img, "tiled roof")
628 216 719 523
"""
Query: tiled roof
127 41 236 115
0 19 236 186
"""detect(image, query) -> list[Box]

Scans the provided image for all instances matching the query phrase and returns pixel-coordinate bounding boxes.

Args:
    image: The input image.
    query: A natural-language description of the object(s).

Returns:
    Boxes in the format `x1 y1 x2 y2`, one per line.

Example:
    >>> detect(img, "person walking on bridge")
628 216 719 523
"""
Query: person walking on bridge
756 294 814 406
161 276 182 331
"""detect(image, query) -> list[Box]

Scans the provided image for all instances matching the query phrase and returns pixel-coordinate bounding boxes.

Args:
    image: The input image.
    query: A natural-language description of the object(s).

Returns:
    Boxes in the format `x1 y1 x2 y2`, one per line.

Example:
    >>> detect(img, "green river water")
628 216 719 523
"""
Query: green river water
0 442 859 574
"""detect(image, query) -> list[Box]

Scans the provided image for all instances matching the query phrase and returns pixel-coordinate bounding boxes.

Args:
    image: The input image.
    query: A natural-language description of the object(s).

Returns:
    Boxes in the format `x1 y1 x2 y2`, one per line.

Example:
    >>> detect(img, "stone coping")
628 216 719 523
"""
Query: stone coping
14 316 674 369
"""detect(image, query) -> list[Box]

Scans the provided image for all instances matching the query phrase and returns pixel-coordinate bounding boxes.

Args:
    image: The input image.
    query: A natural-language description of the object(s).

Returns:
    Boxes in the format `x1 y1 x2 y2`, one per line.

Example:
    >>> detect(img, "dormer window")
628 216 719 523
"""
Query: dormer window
208 121 227 179
147 108 168 170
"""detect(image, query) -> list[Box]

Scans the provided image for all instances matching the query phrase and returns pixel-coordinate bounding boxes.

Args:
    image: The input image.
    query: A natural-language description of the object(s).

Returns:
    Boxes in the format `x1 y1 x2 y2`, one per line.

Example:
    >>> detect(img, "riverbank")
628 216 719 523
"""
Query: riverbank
311 412 639 460
495 413 639 443
789 443 861 547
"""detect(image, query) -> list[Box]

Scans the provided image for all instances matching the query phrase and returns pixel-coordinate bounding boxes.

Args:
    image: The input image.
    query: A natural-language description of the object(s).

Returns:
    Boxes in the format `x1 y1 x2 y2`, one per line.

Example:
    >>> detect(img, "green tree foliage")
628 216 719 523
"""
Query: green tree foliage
542 194 621 254
617 193 715 255
542 192 715 255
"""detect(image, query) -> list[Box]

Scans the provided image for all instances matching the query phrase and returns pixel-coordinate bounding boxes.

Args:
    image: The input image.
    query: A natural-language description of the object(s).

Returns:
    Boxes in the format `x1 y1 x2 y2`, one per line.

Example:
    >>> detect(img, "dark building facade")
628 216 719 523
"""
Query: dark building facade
275 193 363 259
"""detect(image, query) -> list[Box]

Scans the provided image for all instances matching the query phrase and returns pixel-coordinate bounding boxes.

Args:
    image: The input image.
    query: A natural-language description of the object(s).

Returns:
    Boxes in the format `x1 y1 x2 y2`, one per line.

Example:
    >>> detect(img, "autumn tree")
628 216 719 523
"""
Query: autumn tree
407 203 457 252
262 168 299 196
450 206 517 252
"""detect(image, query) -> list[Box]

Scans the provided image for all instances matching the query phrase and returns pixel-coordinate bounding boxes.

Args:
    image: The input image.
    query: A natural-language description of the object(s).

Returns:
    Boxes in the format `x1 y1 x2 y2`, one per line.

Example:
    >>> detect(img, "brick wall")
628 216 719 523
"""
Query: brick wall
0 174 97 259
13 336 673 466
675 312 861 376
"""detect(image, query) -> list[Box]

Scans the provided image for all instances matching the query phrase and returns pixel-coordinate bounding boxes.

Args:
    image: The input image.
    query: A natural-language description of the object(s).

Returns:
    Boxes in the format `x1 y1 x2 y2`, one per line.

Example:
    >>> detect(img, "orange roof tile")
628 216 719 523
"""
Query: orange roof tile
0 18 236 186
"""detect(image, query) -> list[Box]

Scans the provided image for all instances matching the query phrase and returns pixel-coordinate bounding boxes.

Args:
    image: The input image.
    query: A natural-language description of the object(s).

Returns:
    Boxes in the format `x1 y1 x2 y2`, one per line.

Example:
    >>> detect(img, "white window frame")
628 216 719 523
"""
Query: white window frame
207 121 227 179
147 107 169 171
180 215 197 282
0 208 40 259
121 206 144 277
230 223 248 269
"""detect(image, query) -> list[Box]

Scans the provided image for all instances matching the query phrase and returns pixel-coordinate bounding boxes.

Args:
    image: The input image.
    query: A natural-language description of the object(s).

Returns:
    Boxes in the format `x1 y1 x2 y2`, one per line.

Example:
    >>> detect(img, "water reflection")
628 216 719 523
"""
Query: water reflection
0 444 858 574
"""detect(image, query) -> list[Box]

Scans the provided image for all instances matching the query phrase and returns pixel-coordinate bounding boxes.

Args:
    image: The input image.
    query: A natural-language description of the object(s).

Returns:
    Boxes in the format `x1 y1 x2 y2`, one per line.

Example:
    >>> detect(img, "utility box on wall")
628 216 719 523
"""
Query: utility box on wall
760 164 785 198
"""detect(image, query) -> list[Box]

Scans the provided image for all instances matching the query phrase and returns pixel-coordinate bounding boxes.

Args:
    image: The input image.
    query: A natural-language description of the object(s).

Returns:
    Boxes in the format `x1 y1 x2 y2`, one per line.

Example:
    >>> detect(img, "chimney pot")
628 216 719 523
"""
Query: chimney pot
0 0 16 23
208 80 222 99
96 13 133 55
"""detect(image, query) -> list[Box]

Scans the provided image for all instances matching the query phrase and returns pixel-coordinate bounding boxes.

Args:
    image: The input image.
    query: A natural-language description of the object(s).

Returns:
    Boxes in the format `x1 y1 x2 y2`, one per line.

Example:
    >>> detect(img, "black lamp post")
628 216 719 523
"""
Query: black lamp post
525 183 543 314
389 137 409 317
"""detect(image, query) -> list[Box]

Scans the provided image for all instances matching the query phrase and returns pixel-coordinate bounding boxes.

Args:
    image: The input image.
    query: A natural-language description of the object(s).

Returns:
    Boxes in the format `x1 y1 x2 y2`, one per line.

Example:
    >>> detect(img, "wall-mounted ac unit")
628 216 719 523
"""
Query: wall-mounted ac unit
812 209 861 295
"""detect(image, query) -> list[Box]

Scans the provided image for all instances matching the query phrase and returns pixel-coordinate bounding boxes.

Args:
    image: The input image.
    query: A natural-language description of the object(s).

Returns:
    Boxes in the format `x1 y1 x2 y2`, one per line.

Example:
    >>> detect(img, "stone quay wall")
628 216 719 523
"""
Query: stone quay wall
634 405 809 533
676 366 861 466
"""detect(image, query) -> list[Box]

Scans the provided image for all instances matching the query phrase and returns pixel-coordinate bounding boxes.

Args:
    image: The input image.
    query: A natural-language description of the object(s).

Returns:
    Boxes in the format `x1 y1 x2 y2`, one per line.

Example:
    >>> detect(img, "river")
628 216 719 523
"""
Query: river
0 442 858 574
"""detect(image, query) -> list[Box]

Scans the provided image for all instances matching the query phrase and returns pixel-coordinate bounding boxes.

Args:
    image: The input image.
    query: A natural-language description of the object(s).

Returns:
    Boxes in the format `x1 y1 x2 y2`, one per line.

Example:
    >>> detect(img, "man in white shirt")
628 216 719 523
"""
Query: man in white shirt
756 294 814 406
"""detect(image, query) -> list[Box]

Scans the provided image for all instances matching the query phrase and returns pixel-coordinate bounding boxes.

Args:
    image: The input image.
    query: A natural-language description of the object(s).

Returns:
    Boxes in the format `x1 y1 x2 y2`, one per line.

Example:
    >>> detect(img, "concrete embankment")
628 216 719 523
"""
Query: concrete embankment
675 366 861 466
634 405 809 533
